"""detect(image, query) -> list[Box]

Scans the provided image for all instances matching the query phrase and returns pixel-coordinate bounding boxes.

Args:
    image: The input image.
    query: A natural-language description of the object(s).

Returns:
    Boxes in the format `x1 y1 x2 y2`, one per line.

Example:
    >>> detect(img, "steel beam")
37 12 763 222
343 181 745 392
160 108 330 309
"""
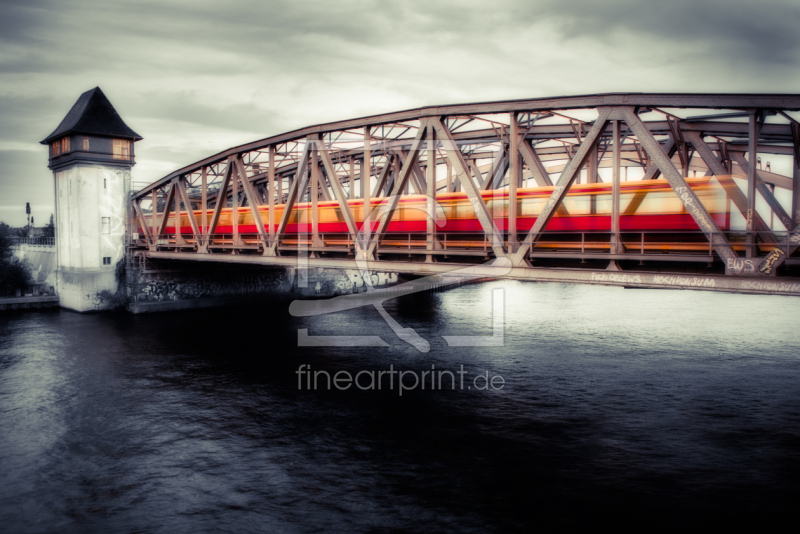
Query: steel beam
446 159 453 192
621 107 741 272
135 109 800 199
151 189 157 247
641 137 676 180
155 124 796 206
201 167 208 245
132 199 153 249
363 127 371 206
611 120 622 254
231 163 239 248
729 151 793 231
268 145 311 255
512 108 612 266
587 144 598 214
173 178 183 246
747 112 758 257
684 131 778 241
365 123 429 259
372 154 395 198
795 160 800 229
426 124 437 262
431 118 507 259
311 144 321 248
509 112 520 250
624 136 677 215
176 177 201 246
394 149 427 194
235 155 270 254
792 122 800 228
314 134 359 243
157 182 176 239
483 154 508 191
518 140 553 186
268 146 275 239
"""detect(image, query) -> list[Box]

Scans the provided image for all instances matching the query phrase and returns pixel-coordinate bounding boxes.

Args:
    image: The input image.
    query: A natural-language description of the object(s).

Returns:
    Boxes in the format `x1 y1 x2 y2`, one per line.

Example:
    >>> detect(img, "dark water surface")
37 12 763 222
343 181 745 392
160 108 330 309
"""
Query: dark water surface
2 281 800 533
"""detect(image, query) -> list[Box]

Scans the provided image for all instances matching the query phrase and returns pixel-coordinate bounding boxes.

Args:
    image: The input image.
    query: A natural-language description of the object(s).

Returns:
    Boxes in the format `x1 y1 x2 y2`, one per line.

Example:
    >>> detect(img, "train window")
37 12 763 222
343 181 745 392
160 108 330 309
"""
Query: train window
563 195 590 215
520 197 546 217
453 201 475 219
439 202 456 221
593 193 612 214
633 189 680 215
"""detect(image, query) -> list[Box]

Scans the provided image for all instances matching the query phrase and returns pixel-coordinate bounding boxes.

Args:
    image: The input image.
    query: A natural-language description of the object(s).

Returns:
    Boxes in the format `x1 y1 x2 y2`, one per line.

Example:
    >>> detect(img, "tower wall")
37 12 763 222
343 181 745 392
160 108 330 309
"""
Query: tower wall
55 163 130 311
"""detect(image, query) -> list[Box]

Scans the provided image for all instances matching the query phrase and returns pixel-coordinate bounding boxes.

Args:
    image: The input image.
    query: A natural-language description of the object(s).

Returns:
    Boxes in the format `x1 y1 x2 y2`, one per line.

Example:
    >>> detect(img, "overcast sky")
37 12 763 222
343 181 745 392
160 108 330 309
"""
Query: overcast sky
2 0 800 226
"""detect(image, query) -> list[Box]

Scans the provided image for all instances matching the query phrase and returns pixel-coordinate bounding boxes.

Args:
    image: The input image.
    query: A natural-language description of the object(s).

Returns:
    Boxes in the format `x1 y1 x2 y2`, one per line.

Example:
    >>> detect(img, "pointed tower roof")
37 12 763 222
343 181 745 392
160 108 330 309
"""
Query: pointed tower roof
41 87 142 144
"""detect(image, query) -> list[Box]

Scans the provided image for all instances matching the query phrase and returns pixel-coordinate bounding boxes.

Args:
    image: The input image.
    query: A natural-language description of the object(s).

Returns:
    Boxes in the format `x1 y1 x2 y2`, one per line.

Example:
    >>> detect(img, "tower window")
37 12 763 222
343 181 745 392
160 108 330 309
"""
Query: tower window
83 138 89 150
101 217 110 234
112 139 130 159
52 142 60 156
61 137 70 153
103 257 111 265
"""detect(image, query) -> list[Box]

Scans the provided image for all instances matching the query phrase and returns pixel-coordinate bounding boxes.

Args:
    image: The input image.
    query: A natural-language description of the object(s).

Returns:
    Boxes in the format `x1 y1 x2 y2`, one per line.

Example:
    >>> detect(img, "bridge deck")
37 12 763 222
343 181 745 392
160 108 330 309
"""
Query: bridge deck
143 251 800 297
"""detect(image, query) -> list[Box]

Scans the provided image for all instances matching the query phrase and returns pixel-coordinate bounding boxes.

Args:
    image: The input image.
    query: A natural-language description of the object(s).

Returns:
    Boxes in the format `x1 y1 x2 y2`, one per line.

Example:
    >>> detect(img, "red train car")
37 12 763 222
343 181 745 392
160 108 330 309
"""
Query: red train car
148 175 731 237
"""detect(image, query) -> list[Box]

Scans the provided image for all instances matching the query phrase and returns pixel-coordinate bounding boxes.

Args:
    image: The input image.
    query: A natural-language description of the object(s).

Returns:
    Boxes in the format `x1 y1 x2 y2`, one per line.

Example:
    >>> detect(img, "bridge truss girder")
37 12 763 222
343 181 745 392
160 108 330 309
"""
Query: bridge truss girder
129 93 800 277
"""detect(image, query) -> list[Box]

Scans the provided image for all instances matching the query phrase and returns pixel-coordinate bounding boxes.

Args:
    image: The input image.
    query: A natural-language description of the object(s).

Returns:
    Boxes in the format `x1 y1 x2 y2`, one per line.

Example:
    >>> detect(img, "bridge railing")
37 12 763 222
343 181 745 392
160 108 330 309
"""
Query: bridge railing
7 236 56 247
128 229 795 262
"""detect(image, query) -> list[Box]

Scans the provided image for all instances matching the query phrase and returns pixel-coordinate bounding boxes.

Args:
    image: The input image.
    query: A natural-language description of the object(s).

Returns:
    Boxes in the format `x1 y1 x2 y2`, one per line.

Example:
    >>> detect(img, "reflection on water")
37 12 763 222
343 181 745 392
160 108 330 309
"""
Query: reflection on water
1 281 800 532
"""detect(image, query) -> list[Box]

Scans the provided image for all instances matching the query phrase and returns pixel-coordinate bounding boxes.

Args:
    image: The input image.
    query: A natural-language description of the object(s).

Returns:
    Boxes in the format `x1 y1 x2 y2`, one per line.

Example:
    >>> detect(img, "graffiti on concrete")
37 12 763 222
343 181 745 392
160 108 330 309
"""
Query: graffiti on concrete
130 267 402 302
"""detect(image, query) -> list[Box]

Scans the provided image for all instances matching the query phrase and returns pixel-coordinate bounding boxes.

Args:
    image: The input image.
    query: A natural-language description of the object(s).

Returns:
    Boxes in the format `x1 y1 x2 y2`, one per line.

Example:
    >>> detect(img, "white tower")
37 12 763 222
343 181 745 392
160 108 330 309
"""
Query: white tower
41 87 142 312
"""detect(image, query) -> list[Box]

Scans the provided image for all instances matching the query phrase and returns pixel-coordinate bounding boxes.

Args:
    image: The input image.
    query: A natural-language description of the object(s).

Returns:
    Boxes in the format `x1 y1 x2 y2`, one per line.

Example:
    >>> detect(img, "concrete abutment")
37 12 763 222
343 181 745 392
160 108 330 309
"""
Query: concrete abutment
125 256 409 314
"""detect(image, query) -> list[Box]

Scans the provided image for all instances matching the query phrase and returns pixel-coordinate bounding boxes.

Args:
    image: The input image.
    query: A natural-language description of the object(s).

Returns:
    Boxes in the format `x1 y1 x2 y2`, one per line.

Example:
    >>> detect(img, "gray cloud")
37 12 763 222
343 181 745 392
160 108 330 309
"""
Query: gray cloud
530 0 800 65
1 0 799 226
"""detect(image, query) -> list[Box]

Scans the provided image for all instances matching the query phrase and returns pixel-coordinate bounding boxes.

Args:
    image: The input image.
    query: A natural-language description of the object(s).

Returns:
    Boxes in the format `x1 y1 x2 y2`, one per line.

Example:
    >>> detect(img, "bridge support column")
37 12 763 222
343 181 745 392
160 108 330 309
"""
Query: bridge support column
747 110 760 258
611 119 623 255
794 143 800 230
426 124 437 262
509 112 520 253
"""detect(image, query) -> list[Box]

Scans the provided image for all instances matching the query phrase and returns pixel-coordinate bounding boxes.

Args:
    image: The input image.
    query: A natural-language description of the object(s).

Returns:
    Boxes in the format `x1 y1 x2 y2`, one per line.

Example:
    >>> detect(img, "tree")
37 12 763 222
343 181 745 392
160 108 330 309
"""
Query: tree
43 214 55 238
0 229 33 296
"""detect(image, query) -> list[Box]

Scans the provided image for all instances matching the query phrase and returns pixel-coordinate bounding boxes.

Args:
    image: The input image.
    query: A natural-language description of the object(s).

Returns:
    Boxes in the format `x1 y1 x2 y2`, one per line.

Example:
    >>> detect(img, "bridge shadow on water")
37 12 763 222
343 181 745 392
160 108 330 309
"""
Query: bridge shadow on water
2 281 800 533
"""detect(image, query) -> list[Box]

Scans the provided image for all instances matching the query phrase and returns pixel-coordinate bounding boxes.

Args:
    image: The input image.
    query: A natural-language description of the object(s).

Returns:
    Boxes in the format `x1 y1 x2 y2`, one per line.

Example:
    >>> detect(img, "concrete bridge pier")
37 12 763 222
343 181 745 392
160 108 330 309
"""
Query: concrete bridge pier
124 254 407 314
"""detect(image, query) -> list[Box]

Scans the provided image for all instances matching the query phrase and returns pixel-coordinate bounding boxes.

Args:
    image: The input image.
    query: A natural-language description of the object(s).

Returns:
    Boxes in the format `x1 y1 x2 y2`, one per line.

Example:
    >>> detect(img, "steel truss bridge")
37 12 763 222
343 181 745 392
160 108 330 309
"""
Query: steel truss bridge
129 93 800 280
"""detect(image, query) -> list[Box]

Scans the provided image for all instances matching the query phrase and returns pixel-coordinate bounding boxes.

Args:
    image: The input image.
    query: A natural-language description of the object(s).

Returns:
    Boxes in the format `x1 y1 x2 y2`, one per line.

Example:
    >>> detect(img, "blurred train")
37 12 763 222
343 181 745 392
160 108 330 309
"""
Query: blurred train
148 176 732 237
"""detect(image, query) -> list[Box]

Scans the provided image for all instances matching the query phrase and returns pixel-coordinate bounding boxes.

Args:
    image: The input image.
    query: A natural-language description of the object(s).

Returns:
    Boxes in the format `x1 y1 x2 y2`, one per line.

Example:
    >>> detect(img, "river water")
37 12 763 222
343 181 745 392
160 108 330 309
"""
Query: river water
2 281 800 533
